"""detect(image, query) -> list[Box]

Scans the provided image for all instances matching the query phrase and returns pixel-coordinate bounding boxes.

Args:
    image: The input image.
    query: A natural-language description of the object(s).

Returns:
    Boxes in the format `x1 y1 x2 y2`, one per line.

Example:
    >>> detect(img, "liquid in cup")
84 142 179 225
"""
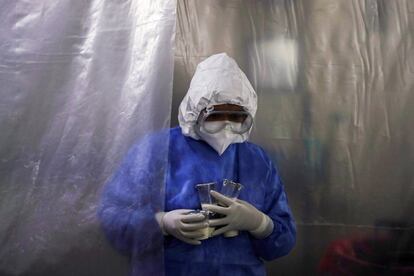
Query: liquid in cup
186 210 211 240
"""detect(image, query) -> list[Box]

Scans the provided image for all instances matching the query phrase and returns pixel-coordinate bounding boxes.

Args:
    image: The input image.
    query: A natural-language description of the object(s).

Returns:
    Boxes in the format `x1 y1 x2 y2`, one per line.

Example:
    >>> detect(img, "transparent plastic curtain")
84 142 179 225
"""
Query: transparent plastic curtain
0 1 176 275
173 0 414 274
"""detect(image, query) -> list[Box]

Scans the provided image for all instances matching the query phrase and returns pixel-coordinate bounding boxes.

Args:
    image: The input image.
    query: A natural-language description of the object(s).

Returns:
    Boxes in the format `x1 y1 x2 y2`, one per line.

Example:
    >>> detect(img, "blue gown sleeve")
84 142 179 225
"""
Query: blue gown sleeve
251 154 296 261
97 133 167 257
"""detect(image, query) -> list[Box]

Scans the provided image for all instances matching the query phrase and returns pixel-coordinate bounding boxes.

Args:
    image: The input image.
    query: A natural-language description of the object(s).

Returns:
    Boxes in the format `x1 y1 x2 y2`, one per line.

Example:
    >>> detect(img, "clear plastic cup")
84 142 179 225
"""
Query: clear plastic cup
195 182 217 211
221 179 243 199
195 182 217 238
221 180 243 238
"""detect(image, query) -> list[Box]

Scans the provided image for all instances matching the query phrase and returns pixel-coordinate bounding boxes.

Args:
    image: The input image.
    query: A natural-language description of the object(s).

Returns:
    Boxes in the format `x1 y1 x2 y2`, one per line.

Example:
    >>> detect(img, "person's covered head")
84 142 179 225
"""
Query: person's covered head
178 53 257 155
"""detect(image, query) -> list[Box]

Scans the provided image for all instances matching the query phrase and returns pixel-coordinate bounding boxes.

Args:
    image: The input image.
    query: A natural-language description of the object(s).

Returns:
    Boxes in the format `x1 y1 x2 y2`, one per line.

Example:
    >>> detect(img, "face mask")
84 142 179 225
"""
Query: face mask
197 121 247 155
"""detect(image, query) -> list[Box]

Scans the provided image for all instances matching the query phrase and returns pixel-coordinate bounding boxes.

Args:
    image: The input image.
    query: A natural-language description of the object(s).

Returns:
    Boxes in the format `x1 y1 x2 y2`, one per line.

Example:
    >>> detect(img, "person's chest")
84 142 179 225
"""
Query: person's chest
164 141 267 212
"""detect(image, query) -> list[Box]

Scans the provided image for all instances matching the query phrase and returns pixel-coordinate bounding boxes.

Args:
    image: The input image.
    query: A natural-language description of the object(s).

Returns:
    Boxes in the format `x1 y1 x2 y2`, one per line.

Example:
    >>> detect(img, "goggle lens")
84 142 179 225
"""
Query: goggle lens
198 110 253 134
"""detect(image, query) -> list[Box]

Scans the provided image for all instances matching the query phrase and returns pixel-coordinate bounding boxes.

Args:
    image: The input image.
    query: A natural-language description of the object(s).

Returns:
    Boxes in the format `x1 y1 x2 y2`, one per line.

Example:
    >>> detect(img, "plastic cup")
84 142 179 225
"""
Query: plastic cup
221 179 243 199
195 182 217 210
221 180 243 238
195 182 217 238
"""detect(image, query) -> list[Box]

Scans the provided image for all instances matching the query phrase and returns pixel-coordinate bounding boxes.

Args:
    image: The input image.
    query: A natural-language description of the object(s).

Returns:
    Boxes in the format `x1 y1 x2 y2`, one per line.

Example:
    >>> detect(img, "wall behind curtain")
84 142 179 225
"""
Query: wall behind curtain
0 1 176 275
173 0 414 274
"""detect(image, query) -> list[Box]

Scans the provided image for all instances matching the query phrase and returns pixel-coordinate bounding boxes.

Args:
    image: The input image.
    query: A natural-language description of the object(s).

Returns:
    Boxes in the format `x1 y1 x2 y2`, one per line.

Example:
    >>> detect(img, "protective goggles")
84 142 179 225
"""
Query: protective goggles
196 106 253 134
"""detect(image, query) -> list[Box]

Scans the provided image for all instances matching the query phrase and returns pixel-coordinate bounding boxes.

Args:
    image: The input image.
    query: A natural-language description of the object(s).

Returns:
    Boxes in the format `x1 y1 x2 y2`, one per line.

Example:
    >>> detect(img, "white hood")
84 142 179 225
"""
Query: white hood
178 53 258 140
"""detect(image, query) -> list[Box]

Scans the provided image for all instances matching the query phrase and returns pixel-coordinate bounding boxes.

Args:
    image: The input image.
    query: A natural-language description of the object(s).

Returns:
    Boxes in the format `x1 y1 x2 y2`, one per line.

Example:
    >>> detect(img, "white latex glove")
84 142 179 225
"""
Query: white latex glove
205 190 274 238
157 209 208 245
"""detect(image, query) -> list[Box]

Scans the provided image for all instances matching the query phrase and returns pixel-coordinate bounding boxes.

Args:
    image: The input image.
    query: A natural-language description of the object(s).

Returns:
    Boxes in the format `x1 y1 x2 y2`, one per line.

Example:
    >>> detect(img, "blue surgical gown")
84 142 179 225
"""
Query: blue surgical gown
99 127 296 276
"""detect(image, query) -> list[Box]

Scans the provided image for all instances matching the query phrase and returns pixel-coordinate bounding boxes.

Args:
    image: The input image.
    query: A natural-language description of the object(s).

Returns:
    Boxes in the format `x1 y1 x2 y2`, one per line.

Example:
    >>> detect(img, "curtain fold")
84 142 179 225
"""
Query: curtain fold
0 1 176 275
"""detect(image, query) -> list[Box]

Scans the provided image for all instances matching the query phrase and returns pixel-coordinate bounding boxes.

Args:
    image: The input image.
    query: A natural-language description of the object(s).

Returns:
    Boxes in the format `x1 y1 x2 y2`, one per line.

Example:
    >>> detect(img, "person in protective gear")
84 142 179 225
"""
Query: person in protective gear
99 53 296 276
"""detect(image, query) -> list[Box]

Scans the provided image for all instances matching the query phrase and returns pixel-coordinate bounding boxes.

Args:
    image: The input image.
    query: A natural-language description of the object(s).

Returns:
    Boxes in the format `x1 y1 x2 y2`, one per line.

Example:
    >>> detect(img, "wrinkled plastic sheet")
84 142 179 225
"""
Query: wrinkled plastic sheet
173 0 414 274
0 1 176 275
1 0 413 275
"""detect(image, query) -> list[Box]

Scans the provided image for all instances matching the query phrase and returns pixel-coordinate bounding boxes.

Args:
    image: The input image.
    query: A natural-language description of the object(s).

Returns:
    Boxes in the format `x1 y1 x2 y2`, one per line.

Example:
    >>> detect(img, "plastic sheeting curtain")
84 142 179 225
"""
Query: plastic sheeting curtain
173 0 414 275
0 1 176 275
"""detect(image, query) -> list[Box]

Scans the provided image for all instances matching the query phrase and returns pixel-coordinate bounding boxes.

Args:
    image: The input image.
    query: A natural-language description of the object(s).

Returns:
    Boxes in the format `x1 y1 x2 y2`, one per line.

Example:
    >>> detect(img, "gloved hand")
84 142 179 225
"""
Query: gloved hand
205 190 274 238
157 209 208 245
